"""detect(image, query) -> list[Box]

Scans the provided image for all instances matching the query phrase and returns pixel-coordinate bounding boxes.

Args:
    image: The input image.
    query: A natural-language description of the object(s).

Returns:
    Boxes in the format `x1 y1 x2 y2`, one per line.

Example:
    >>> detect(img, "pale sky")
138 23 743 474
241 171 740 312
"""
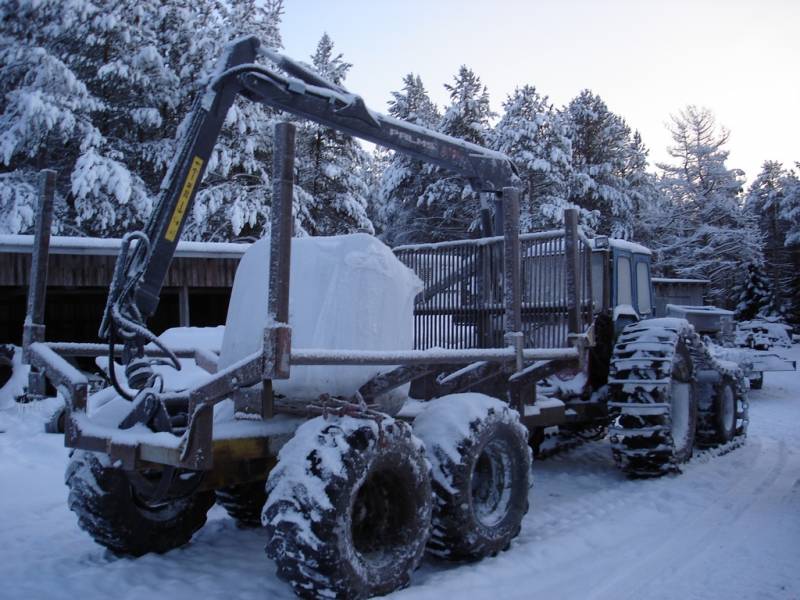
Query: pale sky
280 0 799 183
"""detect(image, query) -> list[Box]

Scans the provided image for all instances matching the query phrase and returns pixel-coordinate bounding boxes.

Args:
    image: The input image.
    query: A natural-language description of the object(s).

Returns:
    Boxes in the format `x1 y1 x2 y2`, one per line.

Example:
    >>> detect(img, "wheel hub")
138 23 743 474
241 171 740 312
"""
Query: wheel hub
471 439 513 528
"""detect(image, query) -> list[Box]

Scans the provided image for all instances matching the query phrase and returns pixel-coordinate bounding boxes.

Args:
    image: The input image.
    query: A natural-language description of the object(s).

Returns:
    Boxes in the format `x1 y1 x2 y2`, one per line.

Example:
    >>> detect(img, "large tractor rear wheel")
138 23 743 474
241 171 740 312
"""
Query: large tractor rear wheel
65 450 214 556
609 319 699 476
264 414 432 599
413 394 531 560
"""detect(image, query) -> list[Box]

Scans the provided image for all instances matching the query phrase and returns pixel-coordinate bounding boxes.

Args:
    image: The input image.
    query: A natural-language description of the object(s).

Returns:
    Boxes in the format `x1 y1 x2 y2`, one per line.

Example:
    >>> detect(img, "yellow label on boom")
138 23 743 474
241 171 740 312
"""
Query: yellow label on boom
165 156 204 242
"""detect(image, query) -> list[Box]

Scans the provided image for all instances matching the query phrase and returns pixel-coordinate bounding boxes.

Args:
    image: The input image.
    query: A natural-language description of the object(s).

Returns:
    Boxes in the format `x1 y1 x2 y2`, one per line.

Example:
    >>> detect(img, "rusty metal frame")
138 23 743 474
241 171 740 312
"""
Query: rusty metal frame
24 141 601 479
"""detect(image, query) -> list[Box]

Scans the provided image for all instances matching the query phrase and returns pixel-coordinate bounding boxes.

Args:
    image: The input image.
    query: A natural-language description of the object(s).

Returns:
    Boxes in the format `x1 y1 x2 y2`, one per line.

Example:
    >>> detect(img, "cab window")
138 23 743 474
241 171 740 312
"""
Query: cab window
590 252 604 311
636 261 652 314
616 256 632 306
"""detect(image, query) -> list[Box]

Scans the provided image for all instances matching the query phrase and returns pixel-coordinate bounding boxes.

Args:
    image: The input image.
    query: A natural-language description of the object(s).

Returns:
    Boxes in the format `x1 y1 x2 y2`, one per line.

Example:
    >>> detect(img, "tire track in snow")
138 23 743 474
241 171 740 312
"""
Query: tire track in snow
602 438 791 600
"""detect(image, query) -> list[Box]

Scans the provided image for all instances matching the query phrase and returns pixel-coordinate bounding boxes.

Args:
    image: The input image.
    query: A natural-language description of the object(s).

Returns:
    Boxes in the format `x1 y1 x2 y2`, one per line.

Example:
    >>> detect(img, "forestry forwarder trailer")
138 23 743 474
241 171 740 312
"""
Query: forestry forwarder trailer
24 37 748 599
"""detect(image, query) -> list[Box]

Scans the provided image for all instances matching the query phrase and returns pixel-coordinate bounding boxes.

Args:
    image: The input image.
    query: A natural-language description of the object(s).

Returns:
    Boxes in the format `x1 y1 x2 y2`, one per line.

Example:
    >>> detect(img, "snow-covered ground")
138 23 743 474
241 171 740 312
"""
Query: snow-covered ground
1 347 798 600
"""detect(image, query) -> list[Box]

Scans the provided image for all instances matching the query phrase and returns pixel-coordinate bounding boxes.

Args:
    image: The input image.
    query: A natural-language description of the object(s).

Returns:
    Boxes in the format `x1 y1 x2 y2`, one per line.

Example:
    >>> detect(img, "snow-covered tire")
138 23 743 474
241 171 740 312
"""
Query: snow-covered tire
609 319 699 476
698 375 738 445
215 480 268 528
263 414 432 599
65 450 214 556
413 394 531 560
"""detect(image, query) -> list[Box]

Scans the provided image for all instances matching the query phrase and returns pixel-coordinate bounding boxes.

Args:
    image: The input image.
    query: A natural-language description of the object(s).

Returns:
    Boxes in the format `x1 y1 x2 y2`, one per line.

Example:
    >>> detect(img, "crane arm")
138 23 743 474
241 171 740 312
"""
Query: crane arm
104 36 519 365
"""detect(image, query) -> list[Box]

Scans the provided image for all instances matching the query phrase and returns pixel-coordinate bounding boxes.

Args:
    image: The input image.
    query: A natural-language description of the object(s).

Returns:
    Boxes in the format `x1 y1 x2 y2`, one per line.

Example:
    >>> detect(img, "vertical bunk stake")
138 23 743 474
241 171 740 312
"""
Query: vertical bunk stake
263 121 296 419
502 187 524 413
23 169 56 399
564 208 585 370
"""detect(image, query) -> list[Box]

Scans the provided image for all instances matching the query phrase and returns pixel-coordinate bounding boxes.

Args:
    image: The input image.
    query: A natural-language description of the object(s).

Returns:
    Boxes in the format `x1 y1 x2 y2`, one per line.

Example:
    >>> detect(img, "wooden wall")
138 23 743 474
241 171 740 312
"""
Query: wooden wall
0 253 240 288
0 251 241 345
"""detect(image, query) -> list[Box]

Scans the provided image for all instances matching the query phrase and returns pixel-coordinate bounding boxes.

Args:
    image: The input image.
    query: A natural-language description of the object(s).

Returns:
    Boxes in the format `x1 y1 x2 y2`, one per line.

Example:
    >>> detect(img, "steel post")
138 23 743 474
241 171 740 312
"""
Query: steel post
479 193 494 237
23 170 56 398
493 195 505 239
262 121 296 418
502 187 523 377
502 187 522 335
269 122 295 325
564 208 581 336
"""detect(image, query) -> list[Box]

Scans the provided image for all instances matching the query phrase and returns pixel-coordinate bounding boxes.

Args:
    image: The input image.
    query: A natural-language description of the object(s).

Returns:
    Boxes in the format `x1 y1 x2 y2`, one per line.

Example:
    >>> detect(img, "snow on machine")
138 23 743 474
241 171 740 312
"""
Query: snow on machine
21 37 752 599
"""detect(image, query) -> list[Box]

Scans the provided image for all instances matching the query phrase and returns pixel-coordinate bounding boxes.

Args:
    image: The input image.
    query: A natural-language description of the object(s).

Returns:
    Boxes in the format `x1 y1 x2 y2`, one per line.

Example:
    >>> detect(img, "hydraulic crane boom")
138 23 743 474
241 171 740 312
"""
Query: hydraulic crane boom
102 35 518 374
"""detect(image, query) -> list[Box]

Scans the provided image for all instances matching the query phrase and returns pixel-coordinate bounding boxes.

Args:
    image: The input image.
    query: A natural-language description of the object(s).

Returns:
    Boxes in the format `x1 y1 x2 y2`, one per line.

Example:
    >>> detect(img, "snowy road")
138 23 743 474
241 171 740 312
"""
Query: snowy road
1 347 798 600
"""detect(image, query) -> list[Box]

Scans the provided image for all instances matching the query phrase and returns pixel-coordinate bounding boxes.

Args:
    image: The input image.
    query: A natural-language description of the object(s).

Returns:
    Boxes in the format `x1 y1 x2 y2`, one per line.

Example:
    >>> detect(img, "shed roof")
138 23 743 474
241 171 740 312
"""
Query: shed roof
0 234 249 259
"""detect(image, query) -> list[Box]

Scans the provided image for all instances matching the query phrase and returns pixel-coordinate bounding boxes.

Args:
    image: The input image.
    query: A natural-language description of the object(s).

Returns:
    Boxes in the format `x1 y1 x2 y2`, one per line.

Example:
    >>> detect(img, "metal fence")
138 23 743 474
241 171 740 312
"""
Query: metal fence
394 230 593 351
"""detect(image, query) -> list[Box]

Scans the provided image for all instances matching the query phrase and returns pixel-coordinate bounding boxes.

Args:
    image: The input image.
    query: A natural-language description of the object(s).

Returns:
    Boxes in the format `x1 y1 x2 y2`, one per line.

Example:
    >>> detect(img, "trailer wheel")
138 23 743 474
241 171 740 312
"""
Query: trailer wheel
65 450 214 556
264 415 431 599
216 480 268 528
413 394 531 560
748 372 763 390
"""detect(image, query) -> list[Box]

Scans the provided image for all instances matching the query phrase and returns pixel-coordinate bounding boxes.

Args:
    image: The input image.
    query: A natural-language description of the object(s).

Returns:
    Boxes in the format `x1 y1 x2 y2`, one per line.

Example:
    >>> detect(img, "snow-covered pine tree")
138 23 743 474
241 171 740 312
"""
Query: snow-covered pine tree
745 161 794 317
778 165 800 323
176 0 288 241
623 131 663 246
733 262 774 321
293 33 373 236
68 0 192 237
0 0 140 236
490 85 576 231
782 165 800 246
0 26 98 233
563 90 638 238
1 0 290 241
419 66 495 241
365 145 391 237
656 106 762 307
377 73 441 245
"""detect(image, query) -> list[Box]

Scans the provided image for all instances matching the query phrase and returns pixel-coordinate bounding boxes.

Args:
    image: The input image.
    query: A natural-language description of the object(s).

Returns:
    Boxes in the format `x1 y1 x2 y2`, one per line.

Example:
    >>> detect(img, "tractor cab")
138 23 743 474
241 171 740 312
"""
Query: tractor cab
591 237 654 329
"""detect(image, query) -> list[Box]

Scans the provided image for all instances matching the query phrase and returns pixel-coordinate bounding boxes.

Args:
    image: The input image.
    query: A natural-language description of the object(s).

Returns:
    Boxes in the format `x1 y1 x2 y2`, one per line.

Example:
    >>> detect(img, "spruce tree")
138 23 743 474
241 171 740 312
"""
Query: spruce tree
782 166 800 246
178 0 287 241
0 0 155 236
293 33 373 236
734 262 774 320
490 85 575 231
745 161 794 317
378 73 440 245
623 131 662 246
656 106 762 307
778 166 800 323
563 90 637 238
0 0 289 241
418 66 495 241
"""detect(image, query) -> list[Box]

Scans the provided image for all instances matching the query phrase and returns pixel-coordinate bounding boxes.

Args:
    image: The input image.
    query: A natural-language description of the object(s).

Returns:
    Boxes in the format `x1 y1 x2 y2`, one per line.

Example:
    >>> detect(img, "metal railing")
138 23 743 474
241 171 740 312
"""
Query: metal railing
394 228 594 351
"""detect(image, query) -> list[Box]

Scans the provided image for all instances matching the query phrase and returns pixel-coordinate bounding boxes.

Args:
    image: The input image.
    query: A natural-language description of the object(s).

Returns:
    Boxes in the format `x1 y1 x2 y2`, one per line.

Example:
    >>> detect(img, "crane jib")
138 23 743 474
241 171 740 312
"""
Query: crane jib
165 156 204 242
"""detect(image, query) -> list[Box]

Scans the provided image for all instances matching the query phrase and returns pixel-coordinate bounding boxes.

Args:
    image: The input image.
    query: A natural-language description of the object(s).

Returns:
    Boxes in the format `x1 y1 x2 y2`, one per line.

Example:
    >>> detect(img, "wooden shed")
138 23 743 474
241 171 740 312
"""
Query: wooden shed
0 235 248 345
